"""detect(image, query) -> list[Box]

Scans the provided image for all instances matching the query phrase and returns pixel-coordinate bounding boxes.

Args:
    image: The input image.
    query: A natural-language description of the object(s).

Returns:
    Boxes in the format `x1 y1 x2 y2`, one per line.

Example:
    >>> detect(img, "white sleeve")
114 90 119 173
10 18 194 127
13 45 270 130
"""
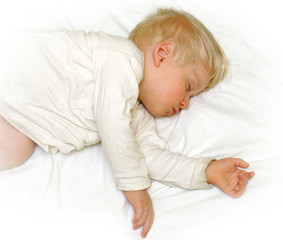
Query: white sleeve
93 49 150 191
132 104 213 190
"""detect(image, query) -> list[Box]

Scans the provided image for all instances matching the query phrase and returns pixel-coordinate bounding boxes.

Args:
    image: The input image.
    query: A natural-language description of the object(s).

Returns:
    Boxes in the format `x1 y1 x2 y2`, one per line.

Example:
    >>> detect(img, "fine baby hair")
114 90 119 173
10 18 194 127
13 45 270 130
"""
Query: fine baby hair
129 8 229 90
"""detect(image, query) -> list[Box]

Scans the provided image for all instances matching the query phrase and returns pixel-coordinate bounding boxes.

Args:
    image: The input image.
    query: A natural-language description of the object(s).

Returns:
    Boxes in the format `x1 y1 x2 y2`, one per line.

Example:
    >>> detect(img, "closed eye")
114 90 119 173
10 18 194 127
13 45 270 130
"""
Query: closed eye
186 81 190 92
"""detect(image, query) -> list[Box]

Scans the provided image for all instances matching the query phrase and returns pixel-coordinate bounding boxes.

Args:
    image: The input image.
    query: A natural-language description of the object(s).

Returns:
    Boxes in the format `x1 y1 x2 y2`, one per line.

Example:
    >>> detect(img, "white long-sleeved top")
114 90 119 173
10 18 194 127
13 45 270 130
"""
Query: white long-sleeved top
0 30 212 191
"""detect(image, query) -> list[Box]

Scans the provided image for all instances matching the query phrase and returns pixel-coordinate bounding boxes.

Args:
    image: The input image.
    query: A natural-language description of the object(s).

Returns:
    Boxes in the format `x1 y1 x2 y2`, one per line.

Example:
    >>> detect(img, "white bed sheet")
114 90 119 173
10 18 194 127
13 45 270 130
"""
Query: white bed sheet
1 0 283 239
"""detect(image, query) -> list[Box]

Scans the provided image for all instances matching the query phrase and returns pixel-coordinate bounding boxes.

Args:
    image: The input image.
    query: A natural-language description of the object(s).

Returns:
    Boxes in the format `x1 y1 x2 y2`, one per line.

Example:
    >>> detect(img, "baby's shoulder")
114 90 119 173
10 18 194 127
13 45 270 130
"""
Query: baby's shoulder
89 31 143 62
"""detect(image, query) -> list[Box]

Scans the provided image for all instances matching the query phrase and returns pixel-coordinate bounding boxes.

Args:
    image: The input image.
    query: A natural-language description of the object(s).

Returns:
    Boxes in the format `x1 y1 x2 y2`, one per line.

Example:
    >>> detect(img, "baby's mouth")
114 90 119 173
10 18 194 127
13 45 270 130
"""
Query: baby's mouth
168 107 178 116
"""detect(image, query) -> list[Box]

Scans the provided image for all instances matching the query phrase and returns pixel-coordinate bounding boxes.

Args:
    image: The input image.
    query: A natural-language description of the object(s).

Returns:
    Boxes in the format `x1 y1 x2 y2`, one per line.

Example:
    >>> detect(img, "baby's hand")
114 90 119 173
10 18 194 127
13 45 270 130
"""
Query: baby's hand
124 189 155 238
205 158 255 198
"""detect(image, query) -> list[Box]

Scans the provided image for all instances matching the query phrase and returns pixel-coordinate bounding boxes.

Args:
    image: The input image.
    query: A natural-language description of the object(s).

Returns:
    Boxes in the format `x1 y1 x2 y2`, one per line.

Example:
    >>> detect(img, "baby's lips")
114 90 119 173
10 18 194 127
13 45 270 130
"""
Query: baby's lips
172 107 179 115
166 107 179 116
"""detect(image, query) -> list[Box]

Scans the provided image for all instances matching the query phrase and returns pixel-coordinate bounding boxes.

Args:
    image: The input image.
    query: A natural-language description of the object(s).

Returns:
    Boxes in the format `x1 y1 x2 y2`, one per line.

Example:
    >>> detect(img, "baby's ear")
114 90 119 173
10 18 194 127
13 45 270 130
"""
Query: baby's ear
153 41 174 67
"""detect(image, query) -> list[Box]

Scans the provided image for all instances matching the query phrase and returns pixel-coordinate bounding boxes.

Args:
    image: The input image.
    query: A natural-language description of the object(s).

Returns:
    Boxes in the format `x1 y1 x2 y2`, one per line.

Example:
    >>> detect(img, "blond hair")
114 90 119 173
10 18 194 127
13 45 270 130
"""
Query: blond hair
129 8 229 90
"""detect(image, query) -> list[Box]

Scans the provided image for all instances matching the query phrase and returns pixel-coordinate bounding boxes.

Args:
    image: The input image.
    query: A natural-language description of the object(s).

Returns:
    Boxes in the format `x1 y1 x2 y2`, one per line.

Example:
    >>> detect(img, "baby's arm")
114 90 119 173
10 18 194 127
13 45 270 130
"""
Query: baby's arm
93 50 153 237
133 104 255 196
129 105 254 237
205 158 255 198
133 104 213 189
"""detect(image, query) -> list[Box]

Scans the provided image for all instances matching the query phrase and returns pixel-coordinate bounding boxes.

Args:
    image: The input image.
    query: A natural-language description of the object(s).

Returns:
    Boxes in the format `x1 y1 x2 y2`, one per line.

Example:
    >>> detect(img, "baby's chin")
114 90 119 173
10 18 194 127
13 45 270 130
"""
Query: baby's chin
140 102 168 117
145 107 166 118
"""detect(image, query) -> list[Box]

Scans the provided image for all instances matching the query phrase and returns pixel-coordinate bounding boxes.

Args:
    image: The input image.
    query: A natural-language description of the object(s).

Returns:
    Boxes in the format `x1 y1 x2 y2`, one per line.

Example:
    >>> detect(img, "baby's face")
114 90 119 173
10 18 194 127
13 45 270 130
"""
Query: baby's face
139 57 210 117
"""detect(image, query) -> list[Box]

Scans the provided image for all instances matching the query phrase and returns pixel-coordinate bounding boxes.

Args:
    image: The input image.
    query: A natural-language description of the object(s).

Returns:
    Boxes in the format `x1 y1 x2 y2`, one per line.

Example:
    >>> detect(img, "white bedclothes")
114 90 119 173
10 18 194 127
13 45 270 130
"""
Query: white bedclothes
0 0 282 240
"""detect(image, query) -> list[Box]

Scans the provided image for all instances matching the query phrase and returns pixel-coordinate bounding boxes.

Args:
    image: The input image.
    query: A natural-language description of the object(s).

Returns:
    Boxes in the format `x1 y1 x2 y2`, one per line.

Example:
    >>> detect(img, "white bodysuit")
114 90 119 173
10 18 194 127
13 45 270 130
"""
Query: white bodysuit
0 30 212 191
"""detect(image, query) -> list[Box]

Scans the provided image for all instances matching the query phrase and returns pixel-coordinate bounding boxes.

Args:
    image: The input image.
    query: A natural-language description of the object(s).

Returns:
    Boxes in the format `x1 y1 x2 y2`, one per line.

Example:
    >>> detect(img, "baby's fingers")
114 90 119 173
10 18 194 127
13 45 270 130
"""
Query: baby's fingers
233 171 254 198
247 171 255 179
141 211 155 238
228 173 246 198
239 172 249 189
240 171 255 186
132 207 146 229
132 207 144 225
233 158 249 169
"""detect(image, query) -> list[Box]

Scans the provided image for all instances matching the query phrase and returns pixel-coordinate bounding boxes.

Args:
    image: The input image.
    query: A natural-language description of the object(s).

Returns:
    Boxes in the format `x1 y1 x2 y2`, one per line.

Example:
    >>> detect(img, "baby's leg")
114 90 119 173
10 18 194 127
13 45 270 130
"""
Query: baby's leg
0 115 35 170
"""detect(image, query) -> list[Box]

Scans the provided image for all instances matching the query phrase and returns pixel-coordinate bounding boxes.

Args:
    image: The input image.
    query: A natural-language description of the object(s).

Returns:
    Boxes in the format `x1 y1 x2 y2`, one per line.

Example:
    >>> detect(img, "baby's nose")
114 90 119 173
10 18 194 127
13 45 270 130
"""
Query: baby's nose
180 98 189 110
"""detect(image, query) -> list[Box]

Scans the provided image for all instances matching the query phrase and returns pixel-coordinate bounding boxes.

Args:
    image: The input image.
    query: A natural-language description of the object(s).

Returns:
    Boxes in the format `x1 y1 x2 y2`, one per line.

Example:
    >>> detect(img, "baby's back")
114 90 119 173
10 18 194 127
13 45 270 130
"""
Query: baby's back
0 30 98 153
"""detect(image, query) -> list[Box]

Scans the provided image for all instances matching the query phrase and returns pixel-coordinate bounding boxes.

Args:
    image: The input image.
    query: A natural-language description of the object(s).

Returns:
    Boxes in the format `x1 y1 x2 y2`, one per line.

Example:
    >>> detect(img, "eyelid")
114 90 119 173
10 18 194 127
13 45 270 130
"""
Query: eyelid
187 81 191 92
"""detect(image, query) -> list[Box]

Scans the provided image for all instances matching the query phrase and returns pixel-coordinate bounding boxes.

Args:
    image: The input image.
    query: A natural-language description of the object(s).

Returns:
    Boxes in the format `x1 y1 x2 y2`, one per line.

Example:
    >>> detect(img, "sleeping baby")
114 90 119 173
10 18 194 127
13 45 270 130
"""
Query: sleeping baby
0 8 254 238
